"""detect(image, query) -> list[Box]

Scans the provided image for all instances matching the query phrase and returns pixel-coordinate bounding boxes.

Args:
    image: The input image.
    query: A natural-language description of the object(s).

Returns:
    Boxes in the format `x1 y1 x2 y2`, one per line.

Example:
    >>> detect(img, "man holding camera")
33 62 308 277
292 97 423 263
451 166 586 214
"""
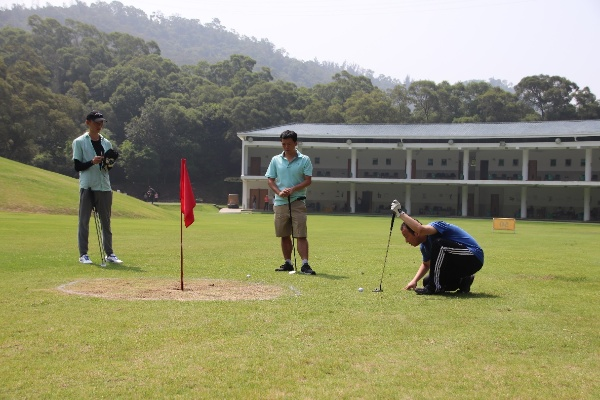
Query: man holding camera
72 110 123 265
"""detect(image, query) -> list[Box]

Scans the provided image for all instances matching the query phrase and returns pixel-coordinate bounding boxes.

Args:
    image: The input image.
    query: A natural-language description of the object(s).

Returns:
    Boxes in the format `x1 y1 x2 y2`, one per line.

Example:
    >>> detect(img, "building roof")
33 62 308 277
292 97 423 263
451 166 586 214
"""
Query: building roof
238 120 600 141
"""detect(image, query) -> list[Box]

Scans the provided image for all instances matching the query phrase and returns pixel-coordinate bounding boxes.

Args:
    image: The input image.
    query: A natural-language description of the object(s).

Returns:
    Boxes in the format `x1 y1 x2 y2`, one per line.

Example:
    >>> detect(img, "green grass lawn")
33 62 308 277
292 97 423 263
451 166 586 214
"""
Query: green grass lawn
1 157 599 399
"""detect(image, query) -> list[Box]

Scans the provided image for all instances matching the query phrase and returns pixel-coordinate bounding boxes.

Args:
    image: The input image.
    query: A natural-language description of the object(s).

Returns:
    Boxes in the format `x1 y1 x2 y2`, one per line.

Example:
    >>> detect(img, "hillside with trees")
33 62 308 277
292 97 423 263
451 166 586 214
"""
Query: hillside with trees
0 1 402 89
1 7 599 202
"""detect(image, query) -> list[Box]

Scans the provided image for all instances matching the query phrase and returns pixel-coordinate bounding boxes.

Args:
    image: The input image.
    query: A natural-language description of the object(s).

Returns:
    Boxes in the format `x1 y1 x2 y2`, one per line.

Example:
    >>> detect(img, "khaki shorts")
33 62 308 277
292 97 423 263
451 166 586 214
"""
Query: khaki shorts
274 200 307 238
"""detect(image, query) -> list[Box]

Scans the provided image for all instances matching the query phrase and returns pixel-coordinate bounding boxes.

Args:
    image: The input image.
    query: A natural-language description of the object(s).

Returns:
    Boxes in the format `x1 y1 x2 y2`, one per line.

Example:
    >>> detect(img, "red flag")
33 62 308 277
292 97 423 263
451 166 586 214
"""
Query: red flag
180 159 196 227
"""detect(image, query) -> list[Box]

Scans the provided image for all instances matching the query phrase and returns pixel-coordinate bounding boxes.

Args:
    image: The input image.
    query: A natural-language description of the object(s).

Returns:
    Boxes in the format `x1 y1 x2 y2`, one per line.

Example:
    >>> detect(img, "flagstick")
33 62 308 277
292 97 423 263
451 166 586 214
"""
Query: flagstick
180 212 184 291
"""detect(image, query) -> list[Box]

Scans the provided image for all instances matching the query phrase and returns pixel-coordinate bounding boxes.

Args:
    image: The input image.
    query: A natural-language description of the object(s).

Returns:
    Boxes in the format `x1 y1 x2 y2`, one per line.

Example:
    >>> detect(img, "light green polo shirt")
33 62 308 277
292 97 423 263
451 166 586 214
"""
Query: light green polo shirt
72 132 113 191
265 150 313 206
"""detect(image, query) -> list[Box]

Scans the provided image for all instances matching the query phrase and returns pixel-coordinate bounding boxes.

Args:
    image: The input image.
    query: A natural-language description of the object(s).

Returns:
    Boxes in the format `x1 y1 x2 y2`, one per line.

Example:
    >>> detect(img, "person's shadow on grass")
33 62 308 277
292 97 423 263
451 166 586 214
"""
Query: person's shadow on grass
93 263 144 272
438 291 499 299
313 273 348 280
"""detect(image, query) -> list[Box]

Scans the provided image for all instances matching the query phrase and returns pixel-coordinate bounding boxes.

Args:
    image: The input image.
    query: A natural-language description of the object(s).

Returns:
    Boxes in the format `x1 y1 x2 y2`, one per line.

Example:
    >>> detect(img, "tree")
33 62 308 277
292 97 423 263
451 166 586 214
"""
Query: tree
515 75 578 120
573 87 600 120
458 81 493 119
303 99 331 122
476 87 528 122
28 15 76 93
387 84 411 122
206 54 272 95
118 140 160 186
435 81 463 123
406 80 438 122
311 71 375 106
344 90 401 123
106 32 160 63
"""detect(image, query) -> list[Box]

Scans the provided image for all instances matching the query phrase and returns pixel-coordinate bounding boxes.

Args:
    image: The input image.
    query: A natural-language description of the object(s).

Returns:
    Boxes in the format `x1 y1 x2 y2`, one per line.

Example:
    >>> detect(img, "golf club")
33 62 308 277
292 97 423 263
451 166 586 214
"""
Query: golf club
373 212 395 292
287 196 297 271
89 189 106 267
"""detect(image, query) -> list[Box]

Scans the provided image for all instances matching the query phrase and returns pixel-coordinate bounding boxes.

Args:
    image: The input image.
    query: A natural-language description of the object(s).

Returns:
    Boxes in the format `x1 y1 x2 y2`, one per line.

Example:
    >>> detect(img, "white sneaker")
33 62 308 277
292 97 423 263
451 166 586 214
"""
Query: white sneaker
79 254 93 264
105 254 123 264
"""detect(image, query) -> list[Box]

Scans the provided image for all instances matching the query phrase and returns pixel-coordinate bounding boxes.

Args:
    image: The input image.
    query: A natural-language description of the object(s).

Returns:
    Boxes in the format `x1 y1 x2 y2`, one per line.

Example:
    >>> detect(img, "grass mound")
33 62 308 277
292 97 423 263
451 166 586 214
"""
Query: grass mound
0 157 175 219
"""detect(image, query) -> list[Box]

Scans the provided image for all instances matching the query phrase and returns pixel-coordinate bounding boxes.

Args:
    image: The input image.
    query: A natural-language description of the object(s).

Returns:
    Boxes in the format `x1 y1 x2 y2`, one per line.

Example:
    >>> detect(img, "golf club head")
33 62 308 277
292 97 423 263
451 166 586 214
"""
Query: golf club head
372 286 383 293
100 263 106 267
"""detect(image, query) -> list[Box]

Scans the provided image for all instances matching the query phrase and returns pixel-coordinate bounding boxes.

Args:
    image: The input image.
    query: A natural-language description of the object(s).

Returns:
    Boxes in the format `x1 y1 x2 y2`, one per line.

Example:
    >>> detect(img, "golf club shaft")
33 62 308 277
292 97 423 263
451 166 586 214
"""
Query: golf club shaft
93 208 105 263
89 188 106 264
288 196 296 271
377 212 396 290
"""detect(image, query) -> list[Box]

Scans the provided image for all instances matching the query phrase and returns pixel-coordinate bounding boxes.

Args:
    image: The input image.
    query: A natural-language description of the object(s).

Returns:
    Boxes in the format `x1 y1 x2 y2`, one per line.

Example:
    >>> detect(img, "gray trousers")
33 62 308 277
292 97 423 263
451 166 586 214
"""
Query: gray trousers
78 189 113 257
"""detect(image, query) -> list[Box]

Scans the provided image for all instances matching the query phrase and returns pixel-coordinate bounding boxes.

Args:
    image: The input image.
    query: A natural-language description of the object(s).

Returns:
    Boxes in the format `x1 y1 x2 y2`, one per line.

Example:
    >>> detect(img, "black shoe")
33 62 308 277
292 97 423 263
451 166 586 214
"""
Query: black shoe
415 286 435 295
275 262 294 272
300 264 316 275
458 275 475 293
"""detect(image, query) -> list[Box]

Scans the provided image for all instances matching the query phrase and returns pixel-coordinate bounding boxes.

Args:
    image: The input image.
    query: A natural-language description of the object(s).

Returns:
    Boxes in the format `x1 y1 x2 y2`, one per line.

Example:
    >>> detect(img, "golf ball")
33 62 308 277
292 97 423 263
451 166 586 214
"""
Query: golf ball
246 274 251 278
358 287 364 292
289 270 296 275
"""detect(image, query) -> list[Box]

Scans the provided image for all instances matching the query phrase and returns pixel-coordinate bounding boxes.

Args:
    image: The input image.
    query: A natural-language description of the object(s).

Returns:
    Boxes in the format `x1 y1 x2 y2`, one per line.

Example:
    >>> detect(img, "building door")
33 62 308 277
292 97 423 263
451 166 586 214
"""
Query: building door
480 160 489 180
250 157 261 176
249 188 269 210
468 193 474 216
491 194 500 217
361 191 372 212
528 160 537 180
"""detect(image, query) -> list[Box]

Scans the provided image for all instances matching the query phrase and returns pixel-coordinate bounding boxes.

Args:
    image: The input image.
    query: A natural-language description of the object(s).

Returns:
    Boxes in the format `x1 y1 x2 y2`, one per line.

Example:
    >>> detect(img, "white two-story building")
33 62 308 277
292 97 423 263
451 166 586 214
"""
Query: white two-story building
237 121 600 221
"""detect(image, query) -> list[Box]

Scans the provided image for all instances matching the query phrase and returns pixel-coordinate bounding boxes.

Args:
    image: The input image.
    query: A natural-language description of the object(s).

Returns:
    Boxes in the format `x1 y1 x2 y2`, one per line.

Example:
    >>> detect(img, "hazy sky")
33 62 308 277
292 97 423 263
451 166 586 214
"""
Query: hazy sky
2 0 599 92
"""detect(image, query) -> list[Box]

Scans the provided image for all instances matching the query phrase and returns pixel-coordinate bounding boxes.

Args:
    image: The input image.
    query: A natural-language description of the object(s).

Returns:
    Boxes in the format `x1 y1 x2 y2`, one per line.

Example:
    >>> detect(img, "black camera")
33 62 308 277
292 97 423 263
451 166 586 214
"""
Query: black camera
102 149 119 171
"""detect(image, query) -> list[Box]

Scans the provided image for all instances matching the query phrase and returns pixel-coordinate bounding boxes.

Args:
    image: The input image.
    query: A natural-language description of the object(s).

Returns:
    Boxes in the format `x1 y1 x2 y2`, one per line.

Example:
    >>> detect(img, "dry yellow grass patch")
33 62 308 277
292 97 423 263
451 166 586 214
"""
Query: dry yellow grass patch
57 278 286 301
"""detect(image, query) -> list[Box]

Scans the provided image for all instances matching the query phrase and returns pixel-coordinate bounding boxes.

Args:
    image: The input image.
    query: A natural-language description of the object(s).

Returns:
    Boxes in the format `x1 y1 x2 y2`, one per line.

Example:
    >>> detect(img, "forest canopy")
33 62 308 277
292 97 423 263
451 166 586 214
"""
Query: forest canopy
1 8 599 201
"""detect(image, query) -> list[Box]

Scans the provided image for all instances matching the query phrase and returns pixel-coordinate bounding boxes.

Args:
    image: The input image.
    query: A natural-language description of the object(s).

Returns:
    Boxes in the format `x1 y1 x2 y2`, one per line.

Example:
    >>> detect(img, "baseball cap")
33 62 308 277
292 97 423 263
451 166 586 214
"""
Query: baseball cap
86 111 106 122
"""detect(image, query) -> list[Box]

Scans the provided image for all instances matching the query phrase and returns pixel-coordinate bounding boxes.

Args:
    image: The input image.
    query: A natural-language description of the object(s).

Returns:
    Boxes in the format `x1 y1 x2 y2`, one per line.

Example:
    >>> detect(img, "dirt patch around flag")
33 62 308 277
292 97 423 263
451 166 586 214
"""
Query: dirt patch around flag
57 278 287 301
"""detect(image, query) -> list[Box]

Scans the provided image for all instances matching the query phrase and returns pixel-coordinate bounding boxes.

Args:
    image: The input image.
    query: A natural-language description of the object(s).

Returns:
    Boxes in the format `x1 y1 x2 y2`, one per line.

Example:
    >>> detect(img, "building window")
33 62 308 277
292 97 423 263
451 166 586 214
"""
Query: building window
498 159 504 167
565 159 571 167
386 158 391 165
428 158 434 166
470 159 476 167
441 159 447 166
581 159 585 167
550 159 557 167
512 159 519 166
372 158 378 165
315 157 320 164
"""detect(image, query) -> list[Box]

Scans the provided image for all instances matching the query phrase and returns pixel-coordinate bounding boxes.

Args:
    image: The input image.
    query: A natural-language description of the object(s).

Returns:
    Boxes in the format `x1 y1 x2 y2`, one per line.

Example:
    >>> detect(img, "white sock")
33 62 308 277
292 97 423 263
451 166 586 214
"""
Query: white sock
302 259 308 265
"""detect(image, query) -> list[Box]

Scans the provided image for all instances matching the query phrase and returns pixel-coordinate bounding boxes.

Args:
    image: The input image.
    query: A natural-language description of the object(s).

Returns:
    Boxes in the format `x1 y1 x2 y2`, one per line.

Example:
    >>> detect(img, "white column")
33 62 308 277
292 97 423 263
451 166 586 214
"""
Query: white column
242 180 248 209
350 148 357 213
404 184 412 214
461 185 468 216
585 148 592 181
583 187 590 222
522 149 529 181
241 141 248 208
462 149 469 180
406 149 413 179
241 141 248 175
521 186 527 219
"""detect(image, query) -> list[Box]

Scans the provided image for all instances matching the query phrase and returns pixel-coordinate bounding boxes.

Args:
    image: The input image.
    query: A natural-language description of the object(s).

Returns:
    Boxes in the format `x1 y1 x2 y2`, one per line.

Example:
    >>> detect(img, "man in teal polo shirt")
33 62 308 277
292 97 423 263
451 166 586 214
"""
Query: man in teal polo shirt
265 130 315 275
72 111 123 265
